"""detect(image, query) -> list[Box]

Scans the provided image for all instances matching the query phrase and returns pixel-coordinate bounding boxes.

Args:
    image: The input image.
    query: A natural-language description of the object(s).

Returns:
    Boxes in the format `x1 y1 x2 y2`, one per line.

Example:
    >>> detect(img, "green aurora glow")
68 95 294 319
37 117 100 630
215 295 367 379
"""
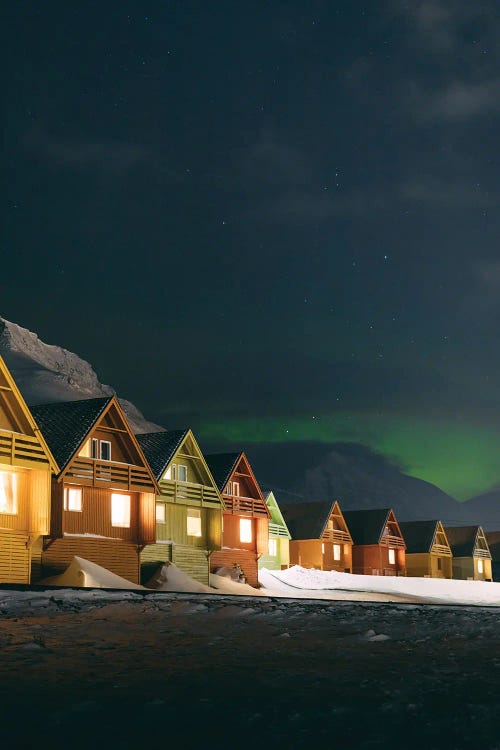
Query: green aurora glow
198 413 500 500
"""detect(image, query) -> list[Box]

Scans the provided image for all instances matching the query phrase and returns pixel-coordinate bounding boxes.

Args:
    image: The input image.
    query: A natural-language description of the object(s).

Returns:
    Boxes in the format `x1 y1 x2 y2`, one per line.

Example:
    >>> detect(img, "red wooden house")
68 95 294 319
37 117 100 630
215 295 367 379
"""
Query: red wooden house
31 396 158 584
342 508 406 576
205 452 270 587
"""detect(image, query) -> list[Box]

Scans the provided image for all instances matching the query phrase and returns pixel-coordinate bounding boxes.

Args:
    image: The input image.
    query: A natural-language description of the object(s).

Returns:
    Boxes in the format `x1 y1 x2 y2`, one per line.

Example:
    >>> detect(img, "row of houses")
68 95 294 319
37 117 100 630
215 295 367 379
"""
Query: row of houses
0 355 496 587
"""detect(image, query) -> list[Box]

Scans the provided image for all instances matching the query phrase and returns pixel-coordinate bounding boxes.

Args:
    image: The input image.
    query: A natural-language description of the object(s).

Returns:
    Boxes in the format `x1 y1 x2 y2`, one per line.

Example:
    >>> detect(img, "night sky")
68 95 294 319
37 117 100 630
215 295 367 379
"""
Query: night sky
3 2 500 500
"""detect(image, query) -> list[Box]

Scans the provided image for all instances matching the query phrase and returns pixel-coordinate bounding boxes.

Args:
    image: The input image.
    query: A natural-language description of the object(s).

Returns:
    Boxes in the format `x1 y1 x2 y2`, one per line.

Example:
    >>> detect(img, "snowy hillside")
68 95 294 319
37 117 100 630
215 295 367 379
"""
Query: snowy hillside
0 317 162 433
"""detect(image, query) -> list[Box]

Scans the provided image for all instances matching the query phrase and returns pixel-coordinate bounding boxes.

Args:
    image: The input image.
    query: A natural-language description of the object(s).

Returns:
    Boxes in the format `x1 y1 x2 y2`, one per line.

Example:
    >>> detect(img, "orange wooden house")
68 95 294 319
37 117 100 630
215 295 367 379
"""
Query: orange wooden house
0 356 57 583
205 452 270 587
31 396 158 584
281 500 353 572
342 508 406 576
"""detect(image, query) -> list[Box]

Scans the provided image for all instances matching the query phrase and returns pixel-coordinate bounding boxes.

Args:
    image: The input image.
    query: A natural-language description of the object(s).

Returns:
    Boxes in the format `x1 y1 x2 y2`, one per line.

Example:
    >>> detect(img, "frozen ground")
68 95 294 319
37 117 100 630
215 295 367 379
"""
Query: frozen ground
0 584 499 750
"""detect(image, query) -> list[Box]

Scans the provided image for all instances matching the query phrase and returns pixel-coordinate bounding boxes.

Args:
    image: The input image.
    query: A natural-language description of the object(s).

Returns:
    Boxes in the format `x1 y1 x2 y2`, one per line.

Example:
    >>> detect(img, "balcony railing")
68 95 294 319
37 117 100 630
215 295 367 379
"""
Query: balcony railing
222 493 269 517
66 456 155 492
322 529 352 544
158 479 220 505
381 534 406 549
269 522 290 538
0 428 51 468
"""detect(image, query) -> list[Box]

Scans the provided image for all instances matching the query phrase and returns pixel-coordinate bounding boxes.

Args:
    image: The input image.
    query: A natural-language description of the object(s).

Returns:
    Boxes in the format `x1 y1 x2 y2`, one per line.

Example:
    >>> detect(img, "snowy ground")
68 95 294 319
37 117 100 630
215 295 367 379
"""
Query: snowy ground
1 581 499 749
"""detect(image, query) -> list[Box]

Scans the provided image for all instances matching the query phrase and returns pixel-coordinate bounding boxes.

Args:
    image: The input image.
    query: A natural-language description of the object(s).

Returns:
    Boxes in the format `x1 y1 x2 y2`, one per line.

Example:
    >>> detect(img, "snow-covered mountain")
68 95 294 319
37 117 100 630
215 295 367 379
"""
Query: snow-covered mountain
0 317 162 434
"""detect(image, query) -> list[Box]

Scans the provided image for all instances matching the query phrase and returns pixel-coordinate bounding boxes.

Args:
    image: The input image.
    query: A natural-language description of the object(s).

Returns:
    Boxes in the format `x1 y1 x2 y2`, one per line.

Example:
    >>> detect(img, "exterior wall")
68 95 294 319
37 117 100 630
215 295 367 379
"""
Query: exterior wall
155 501 221 550
41 536 141 584
406 553 453 579
352 544 406 575
0 529 31 583
141 543 209 586
258 537 290 570
451 556 492 580
289 539 352 572
221 513 258 554
210 547 259 588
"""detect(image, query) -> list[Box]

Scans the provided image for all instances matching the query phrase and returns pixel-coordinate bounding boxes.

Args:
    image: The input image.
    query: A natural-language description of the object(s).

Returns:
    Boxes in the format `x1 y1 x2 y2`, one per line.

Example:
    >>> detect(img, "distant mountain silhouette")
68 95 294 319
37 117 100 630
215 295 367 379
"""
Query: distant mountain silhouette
461 490 500 531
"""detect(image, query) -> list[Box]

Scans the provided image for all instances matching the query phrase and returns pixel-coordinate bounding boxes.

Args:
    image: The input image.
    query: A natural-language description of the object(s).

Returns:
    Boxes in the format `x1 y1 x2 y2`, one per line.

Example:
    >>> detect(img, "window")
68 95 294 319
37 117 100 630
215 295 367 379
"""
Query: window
321 543 325 554
437 557 443 571
0 472 17 515
177 464 188 482
156 503 166 523
232 481 239 496
477 559 484 574
268 539 277 556
64 487 82 512
92 438 112 461
170 464 177 481
187 508 202 537
388 548 396 565
111 493 130 527
240 518 252 543
327 519 334 531
333 544 341 561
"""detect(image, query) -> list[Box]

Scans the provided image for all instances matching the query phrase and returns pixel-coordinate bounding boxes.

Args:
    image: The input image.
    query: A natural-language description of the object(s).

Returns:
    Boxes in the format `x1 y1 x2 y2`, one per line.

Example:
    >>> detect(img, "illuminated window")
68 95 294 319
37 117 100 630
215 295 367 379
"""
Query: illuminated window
187 508 202 537
64 487 82 512
177 465 188 482
240 518 252 543
171 464 177 481
111 493 130 527
156 503 166 523
91 438 112 461
344 544 350 554
268 539 277 556
333 544 341 561
321 543 325 554
0 472 17 514
388 548 396 565
327 519 334 530
477 559 484 574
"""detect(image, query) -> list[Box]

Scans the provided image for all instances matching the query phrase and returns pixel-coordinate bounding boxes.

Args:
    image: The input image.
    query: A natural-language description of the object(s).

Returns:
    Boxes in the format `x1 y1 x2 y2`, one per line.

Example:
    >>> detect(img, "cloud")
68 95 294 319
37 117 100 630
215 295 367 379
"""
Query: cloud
414 80 500 122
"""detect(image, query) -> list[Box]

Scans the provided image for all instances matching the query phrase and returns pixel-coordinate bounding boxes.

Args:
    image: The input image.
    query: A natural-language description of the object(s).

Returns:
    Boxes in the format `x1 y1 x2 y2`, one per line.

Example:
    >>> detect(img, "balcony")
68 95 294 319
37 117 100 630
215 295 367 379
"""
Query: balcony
65 456 155 492
0 429 51 469
269 522 290 538
222 493 269 517
158 479 221 506
381 534 406 549
322 528 352 544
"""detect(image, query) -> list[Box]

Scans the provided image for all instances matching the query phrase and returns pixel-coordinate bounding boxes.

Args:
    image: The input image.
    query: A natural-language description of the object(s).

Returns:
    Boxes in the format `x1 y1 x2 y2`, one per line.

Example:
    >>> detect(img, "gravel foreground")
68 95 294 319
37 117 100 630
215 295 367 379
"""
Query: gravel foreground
0 589 499 750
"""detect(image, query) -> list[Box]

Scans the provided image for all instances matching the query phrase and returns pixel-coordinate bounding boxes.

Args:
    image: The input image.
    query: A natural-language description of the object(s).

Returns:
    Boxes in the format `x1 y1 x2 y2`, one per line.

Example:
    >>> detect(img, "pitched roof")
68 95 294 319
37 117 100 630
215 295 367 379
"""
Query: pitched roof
30 397 112 474
485 531 500 561
204 452 241 492
280 500 335 540
136 429 189 480
399 520 440 554
342 508 392 545
444 525 487 557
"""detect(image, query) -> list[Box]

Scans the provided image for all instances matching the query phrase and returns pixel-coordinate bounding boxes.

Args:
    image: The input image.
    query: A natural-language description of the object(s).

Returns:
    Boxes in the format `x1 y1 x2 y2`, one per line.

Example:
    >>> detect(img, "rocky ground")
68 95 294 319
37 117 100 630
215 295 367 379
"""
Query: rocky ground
0 588 499 749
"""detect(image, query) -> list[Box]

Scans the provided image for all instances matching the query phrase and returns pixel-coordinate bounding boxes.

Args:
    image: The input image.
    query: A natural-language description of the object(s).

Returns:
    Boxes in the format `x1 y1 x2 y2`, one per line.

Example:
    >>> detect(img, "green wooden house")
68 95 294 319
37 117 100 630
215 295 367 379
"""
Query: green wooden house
258 490 291 571
137 429 223 585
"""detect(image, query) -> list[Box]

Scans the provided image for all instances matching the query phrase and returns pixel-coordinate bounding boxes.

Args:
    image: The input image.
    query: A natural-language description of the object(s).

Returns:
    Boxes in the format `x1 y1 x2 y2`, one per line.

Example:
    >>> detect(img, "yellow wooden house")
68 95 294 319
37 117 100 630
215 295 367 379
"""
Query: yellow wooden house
0 355 57 583
137 429 223 585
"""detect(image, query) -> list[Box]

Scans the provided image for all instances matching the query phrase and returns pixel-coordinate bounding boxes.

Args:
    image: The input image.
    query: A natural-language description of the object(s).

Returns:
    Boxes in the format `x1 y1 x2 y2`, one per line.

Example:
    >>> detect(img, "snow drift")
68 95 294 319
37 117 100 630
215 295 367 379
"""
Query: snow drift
42 556 145 590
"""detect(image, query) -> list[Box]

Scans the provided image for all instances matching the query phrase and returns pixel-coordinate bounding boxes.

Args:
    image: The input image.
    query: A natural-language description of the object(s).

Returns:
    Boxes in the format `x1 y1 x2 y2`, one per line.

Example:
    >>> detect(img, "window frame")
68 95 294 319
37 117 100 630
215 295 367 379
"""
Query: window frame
186 508 202 537
388 548 396 565
64 486 83 512
111 493 131 528
239 518 252 543
155 503 166 524
0 471 18 515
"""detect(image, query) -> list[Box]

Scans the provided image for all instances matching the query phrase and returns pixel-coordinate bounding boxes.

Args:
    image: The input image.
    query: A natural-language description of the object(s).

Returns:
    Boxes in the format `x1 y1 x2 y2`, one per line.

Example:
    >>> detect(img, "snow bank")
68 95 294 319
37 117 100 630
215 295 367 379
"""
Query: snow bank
260 566 500 606
209 573 265 596
146 563 213 593
41 556 145 590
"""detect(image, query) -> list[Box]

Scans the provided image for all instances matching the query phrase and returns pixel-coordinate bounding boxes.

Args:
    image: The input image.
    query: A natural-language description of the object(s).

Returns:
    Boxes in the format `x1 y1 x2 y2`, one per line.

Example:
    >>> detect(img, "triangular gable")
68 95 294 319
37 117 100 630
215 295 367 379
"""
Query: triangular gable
0 355 57 471
431 521 452 556
169 430 220 492
229 453 269 517
265 491 291 539
322 500 353 543
137 429 188 480
474 527 492 559
380 509 405 545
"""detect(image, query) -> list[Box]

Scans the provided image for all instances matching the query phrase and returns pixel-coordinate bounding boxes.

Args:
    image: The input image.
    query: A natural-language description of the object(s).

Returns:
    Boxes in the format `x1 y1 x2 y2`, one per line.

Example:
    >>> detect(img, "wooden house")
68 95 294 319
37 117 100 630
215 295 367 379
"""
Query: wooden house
205 452 270 587
31 396 158 585
137 428 223 585
258 490 291 571
444 525 492 581
399 520 453 578
342 508 406 576
0 356 57 583
280 500 353 572
485 531 500 582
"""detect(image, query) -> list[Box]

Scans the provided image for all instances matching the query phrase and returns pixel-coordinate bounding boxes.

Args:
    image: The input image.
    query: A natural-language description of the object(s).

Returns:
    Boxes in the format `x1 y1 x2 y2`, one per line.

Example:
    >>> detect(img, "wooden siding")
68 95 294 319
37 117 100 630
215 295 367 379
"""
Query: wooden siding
452 556 493 581
0 467 51 537
0 529 30 583
64 456 155 493
142 544 210 586
41 537 141 584
352 544 406 576
158 478 220 506
61 485 141 541
289 539 352 572
258 537 290 570
155 502 222 550
221 492 269 517
221 513 259 553
406 552 453 579
0 429 52 470
210 548 259 588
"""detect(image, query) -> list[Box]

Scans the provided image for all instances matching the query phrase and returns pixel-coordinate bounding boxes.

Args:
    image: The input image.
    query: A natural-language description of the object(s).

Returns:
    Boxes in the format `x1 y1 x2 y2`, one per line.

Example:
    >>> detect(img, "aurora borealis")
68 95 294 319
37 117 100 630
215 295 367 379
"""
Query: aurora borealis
3 2 500 503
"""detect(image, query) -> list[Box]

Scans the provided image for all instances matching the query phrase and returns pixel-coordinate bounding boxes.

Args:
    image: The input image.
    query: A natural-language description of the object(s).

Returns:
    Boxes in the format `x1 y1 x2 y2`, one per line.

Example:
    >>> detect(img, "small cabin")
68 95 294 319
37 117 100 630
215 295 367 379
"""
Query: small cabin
485 531 500 582
399 520 453 578
0 356 57 583
205 452 270 587
31 397 158 584
444 525 492 581
281 500 353 572
258 490 291 571
137 428 223 585
342 508 406 576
